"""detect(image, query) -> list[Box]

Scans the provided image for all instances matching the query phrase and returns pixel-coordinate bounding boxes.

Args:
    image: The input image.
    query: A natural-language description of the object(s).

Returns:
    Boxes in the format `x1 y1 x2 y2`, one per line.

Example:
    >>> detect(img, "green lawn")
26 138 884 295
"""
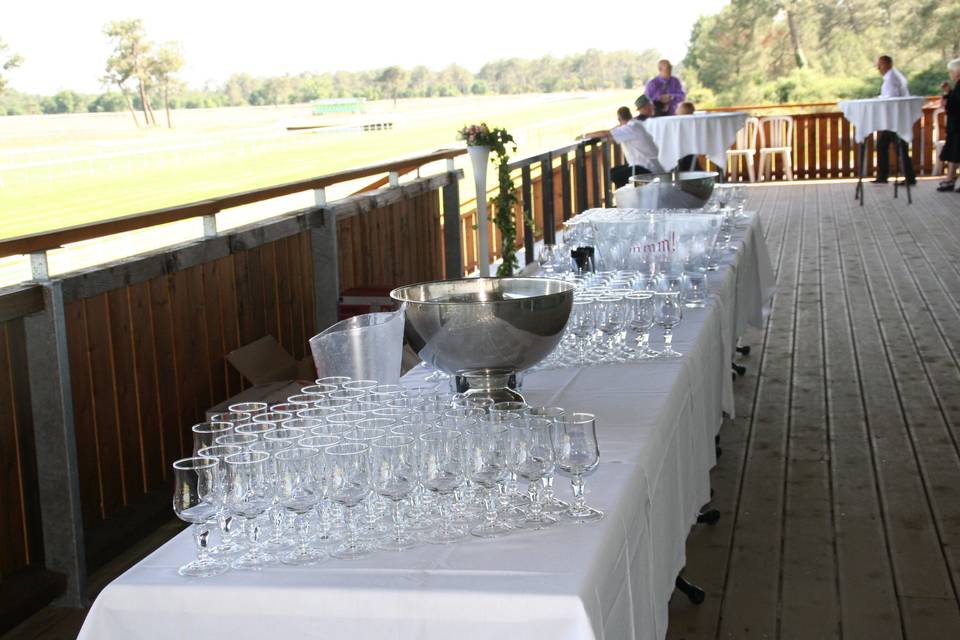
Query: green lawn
0 91 636 240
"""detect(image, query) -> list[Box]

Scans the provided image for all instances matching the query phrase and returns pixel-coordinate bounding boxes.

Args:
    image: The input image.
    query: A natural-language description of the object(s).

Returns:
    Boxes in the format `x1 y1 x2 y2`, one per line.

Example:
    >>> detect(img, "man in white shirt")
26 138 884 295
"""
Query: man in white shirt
584 103 665 188
874 54 916 184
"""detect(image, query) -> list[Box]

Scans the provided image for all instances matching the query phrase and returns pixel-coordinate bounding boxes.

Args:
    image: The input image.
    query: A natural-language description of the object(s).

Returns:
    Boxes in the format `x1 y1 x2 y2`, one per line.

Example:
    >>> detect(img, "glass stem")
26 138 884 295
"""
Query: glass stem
527 481 543 521
271 506 284 542
484 487 499 524
194 523 210 563
393 501 404 541
571 474 586 512
296 514 309 554
249 516 261 550
543 474 555 501
664 328 673 353
346 506 359 550
437 497 449 533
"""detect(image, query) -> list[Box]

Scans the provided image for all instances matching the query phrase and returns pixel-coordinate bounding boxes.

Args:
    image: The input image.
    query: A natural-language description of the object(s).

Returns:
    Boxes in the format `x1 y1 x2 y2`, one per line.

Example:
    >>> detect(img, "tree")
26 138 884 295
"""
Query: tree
378 66 407 105
0 38 23 94
148 42 183 127
104 19 156 126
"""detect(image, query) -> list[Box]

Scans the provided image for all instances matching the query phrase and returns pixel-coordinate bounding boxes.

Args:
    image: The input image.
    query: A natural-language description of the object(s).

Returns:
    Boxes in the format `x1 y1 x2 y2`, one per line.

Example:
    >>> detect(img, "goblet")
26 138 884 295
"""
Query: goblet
507 417 557 530
274 447 325 565
224 451 276 570
654 291 684 358
464 423 512 537
552 413 603 523
172 456 229 577
326 442 373 559
371 435 419 551
419 430 467 544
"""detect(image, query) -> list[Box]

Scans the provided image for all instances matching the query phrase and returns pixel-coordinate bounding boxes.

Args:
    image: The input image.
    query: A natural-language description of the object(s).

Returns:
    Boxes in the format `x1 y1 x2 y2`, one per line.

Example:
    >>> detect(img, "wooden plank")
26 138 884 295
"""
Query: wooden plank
185 265 214 412
280 235 301 358
259 241 281 349
64 300 100 528
149 276 183 466
299 230 316 352
83 294 124 518
126 282 163 490
807 114 818 180
214 256 243 397
106 288 145 500
199 261 226 408
0 286 44 324
169 270 199 456
0 322 28 577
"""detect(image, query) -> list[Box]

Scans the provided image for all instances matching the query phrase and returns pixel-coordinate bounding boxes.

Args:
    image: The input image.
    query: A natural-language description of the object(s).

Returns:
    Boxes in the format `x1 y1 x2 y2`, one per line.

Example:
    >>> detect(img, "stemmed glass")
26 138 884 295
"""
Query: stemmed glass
371 435 419 551
508 417 557 530
596 294 628 362
569 298 596 366
420 430 467 544
191 421 233 456
172 456 229 577
683 271 708 308
625 291 659 359
197 444 244 557
527 406 569 513
654 291 684 358
299 434 341 545
326 443 373 559
227 402 268 419
274 447 325 565
464 423 512 537
552 413 603 523
224 451 276 570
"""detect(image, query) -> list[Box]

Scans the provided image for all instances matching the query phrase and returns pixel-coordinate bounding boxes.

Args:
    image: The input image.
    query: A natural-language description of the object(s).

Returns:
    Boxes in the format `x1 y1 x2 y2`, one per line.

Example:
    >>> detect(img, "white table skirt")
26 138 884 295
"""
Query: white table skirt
643 112 749 171
837 97 925 143
78 214 774 640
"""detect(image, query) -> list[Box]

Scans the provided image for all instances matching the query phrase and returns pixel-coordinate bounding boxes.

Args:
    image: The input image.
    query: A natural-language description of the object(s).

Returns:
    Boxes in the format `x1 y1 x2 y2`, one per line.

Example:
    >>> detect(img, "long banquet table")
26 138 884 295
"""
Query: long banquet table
78 213 774 640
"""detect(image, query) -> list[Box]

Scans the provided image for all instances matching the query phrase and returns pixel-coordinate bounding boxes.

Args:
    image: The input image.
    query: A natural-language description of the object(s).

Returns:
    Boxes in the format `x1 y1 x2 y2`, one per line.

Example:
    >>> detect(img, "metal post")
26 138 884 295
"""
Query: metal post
23 281 87 607
388 172 400 187
521 165 535 266
575 144 588 214
442 171 463 278
601 140 613 208
560 152 572 222
314 187 327 207
541 154 556 245
590 141 601 208
201 214 218 238
310 207 340 331
29 251 49 281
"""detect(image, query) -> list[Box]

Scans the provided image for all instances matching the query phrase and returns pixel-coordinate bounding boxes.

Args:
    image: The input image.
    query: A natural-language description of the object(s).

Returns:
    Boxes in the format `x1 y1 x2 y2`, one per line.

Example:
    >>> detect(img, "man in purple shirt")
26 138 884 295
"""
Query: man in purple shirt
645 59 686 117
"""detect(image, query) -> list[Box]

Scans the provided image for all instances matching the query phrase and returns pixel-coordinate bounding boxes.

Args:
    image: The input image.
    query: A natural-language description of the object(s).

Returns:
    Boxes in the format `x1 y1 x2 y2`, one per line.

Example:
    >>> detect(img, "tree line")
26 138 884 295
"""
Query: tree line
683 0 960 105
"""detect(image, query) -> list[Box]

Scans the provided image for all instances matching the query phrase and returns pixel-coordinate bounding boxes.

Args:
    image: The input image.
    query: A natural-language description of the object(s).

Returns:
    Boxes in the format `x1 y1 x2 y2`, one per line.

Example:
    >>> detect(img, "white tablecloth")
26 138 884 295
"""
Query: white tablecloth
643 112 749 171
837 96 925 143
78 214 774 640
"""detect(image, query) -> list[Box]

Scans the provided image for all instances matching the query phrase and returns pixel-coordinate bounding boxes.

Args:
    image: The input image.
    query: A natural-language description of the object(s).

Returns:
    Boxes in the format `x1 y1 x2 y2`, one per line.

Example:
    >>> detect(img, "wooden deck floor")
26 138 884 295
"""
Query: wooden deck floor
5 179 960 640
668 179 960 639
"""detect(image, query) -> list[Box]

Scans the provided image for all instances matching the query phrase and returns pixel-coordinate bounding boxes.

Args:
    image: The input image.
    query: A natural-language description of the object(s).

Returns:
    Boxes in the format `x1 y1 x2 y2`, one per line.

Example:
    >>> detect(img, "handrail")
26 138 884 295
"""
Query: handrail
0 284 45 322
0 148 466 260
702 96 941 113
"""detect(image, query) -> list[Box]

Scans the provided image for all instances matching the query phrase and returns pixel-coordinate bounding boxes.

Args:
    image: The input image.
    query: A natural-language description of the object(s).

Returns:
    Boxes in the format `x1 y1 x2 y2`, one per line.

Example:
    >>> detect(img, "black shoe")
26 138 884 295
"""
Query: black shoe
871 178 888 184
896 178 917 186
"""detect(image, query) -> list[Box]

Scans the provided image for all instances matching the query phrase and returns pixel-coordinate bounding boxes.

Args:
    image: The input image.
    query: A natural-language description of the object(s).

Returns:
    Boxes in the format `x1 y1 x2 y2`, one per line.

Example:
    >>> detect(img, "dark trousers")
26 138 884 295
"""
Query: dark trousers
675 155 703 172
876 130 915 182
611 164 652 188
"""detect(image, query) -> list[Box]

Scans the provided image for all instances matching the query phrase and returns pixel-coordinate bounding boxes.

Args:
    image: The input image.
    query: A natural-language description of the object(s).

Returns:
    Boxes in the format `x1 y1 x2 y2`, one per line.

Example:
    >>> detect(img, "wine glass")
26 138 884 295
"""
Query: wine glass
299 434 341 545
316 376 352 388
596 294 628 362
172 456 229 577
274 447 325 565
191 421 233 456
224 451 276 570
538 244 559 274
568 298 596 366
625 291 659 359
683 271 708 308
464 423 512 537
326 443 373 559
197 444 245 557
227 402 268 419
654 291 684 358
526 406 569 513
507 417 557 530
371 435 419 551
419 430 467 544
552 413 603 523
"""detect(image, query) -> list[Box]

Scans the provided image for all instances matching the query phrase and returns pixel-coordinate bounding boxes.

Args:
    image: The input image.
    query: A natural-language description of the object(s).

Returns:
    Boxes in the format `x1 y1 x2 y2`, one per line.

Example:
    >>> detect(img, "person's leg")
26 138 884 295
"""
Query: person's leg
610 164 630 189
898 138 916 183
875 130 892 182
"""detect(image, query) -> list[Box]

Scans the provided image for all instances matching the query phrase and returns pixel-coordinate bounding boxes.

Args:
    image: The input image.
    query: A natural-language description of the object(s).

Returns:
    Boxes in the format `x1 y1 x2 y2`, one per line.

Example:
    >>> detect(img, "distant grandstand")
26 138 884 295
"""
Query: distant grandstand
311 97 366 115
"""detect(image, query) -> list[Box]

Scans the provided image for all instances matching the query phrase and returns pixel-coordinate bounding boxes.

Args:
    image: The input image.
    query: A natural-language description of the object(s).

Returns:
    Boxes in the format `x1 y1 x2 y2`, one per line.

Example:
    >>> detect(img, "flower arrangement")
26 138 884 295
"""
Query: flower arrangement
457 123 531 277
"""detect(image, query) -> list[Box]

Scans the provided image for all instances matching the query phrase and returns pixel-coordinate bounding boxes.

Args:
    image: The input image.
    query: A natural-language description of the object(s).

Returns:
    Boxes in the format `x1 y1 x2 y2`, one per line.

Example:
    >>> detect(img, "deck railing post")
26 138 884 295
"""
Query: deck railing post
590 141 601 209
310 207 340 331
23 280 87 607
601 141 613 208
201 214 218 238
561 152 572 222
29 251 49 281
575 144 588 214
541 154 556 245
442 171 463 278
521 165 535 266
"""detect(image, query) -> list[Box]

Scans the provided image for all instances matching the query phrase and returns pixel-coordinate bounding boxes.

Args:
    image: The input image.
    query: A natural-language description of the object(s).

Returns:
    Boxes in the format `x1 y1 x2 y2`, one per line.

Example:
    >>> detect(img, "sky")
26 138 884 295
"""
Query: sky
2 0 728 95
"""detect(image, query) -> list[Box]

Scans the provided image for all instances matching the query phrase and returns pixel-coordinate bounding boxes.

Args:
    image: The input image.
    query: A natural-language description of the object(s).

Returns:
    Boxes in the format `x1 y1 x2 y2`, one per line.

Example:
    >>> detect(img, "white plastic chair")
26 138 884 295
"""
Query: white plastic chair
726 116 760 182
933 108 946 175
758 116 794 181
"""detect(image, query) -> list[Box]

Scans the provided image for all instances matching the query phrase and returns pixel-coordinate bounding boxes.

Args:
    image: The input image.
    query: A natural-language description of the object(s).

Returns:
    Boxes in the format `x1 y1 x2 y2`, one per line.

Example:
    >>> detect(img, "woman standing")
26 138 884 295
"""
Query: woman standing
938 58 960 192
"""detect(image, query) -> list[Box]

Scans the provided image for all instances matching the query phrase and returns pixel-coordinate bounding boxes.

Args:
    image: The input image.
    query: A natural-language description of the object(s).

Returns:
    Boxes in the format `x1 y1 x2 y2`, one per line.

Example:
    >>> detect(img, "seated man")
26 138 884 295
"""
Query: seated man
674 101 703 171
634 95 655 121
584 107 665 188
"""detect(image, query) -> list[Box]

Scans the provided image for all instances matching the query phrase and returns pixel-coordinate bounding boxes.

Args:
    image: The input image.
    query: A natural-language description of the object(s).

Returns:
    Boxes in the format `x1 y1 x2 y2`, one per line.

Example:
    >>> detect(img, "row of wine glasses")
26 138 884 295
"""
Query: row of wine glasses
173 379 603 578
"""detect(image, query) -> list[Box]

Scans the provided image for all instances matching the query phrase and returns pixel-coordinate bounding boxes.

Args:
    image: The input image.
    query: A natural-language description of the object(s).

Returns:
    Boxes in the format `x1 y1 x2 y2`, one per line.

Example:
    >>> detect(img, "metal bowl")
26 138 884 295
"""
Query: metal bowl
390 277 575 377
615 170 718 210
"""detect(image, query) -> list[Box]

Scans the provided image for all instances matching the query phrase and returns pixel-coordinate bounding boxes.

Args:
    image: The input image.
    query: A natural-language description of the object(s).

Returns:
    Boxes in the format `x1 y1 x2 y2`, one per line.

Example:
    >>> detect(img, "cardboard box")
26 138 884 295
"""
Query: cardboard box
205 335 316 417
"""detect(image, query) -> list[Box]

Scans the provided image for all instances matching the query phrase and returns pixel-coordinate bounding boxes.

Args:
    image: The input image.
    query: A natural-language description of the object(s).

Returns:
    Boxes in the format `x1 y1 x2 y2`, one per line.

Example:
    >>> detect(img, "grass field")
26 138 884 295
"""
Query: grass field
0 91 636 241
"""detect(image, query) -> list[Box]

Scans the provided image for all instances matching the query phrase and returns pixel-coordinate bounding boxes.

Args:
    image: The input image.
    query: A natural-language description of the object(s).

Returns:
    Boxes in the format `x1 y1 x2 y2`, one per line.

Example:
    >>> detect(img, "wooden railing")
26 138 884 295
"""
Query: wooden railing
0 150 464 632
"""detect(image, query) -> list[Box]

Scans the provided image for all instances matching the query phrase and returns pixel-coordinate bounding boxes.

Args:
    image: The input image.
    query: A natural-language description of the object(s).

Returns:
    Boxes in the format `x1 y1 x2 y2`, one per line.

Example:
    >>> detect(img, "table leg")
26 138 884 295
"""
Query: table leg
855 142 866 207
897 137 913 205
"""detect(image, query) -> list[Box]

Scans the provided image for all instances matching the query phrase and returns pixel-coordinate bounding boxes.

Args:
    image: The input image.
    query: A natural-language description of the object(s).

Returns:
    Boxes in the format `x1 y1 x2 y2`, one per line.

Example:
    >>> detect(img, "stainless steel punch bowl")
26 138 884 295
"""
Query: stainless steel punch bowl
390 277 575 376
